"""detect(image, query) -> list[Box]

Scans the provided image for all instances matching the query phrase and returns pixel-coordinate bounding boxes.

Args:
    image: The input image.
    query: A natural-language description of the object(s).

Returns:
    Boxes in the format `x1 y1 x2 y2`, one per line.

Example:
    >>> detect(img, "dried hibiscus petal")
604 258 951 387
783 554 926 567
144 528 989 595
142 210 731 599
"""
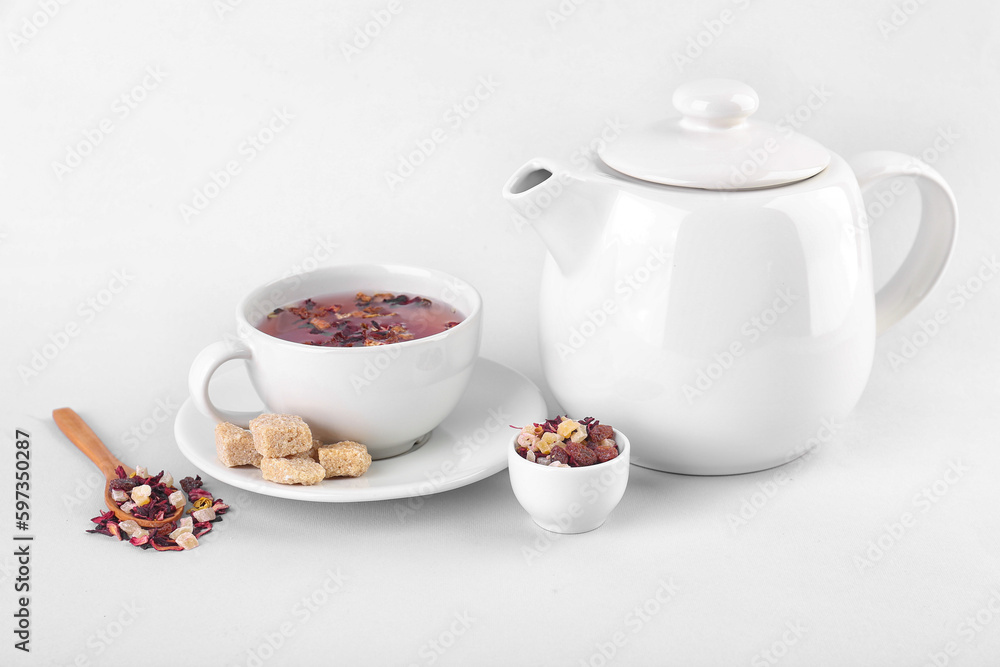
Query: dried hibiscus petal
179 476 203 494
192 521 214 538
150 539 184 552
90 510 114 525
187 487 214 501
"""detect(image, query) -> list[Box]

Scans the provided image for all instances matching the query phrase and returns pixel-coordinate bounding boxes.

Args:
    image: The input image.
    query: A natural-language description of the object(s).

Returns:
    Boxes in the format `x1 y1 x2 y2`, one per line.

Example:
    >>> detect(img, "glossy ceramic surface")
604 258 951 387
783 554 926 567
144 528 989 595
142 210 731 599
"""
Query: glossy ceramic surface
600 78 830 189
502 80 958 474
177 357 548 502
188 264 482 459
508 428 629 533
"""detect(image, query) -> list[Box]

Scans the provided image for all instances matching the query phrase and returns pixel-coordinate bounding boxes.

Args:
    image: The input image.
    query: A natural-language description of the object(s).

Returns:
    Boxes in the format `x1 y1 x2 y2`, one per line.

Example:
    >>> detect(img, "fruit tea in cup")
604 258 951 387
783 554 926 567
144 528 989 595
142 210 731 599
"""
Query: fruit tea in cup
257 291 463 347
188 264 483 458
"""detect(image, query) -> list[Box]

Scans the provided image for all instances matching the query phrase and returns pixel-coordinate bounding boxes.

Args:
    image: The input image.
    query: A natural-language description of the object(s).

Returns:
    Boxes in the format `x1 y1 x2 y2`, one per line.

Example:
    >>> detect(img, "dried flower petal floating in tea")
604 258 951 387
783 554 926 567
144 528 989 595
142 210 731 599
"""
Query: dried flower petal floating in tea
257 291 462 347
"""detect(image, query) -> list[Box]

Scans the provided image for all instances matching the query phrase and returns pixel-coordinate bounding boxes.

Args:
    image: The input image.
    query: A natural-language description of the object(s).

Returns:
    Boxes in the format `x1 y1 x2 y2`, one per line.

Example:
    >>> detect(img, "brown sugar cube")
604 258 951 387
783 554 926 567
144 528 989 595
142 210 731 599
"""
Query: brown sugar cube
317 441 372 478
260 457 325 486
249 414 312 458
215 422 263 468
281 439 324 462
308 438 323 461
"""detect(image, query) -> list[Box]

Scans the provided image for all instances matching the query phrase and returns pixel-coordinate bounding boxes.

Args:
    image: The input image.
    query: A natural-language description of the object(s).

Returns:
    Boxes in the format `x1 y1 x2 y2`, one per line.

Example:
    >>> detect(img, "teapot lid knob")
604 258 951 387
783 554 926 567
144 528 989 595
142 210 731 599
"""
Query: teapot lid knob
672 79 759 131
598 78 831 190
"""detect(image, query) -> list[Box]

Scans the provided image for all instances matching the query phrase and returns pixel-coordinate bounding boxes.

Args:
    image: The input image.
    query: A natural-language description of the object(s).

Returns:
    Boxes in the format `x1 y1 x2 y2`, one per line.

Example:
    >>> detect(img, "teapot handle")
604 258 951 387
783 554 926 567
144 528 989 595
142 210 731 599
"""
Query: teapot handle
850 151 958 335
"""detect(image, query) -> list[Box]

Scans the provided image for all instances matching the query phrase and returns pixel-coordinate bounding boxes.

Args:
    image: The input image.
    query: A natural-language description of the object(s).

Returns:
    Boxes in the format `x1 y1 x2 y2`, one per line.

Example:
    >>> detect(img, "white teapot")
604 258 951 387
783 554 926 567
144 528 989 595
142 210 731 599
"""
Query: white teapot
502 79 957 475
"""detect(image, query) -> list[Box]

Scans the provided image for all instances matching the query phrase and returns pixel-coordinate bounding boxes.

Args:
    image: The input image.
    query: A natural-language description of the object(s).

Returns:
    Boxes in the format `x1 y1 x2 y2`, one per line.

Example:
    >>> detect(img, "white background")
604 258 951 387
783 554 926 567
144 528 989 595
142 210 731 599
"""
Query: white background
3 0 1000 665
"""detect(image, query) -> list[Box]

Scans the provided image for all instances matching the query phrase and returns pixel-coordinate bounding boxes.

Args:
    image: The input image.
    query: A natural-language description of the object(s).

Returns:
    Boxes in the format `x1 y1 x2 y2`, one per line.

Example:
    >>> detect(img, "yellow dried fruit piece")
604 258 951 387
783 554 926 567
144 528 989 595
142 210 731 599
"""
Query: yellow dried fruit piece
538 432 559 454
168 490 185 509
119 520 140 536
169 524 193 541
188 497 213 513
130 484 151 506
175 532 199 550
557 419 580 439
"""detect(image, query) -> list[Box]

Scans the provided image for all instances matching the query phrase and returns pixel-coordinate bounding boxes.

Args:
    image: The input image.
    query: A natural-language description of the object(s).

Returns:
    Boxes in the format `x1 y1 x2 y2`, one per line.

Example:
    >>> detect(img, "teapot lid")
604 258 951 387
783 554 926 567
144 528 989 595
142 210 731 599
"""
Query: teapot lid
598 79 831 190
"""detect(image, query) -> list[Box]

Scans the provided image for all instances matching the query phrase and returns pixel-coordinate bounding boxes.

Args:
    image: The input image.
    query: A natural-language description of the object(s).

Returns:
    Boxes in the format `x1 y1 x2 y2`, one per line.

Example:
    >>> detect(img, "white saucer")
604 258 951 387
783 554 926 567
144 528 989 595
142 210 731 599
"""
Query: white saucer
173 357 547 502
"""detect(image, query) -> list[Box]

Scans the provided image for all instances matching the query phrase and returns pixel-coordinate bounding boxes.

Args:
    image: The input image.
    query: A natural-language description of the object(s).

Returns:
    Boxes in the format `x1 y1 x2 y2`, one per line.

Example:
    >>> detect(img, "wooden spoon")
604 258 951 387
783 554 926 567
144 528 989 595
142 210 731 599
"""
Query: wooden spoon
53 408 183 529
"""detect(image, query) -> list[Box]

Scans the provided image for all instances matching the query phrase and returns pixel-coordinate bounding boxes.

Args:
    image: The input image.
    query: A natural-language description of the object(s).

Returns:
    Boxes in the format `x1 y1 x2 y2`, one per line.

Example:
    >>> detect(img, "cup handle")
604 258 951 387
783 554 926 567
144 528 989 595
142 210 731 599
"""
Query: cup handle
188 339 260 427
850 150 959 335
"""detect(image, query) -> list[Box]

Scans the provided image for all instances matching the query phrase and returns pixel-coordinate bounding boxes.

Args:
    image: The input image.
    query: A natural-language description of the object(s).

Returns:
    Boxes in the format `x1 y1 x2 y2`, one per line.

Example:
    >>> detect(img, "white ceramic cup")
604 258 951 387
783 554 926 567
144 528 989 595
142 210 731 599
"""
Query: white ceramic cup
507 428 630 534
188 264 482 459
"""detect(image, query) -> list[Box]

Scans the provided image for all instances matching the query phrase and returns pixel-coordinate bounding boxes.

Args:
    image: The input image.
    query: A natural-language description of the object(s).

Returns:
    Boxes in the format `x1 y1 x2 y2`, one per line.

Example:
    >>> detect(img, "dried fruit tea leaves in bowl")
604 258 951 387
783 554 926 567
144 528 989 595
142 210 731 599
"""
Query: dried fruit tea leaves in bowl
88 469 229 551
514 416 620 467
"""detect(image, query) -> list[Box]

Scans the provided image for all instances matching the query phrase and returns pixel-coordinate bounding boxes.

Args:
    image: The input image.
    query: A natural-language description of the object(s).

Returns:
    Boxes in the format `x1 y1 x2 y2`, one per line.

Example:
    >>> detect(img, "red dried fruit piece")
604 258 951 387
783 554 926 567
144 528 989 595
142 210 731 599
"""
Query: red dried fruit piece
588 424 614 445
593 445 619 463
179 476 203 494
109 477 136 492
515 446 529 459
564 442 597 467
550 445 569 465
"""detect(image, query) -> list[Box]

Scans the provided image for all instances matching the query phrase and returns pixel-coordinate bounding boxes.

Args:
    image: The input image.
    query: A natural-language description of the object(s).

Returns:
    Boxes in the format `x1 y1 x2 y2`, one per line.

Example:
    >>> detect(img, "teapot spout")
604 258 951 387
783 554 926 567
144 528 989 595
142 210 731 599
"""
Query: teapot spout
502 158 618 274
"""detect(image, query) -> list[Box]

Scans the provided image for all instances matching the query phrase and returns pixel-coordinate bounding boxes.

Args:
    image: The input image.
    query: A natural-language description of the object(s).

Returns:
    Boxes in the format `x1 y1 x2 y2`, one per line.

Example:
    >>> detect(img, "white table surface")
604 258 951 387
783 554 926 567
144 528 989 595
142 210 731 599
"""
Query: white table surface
3 1 999 665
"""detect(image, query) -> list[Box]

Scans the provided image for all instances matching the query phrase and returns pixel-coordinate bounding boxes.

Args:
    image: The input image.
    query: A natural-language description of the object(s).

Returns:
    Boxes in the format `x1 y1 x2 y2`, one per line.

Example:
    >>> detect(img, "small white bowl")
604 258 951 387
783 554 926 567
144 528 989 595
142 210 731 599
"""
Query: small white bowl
507 427 630 534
